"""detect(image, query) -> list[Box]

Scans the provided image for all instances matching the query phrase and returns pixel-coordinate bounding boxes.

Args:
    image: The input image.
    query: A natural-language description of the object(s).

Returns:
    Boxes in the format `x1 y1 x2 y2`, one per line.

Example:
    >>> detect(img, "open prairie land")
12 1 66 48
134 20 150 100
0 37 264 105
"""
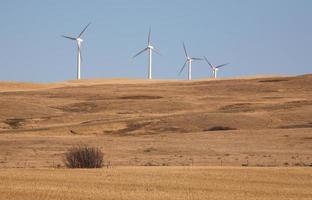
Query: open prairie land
1 75 312 199
0 75 312 167
1 167 312 200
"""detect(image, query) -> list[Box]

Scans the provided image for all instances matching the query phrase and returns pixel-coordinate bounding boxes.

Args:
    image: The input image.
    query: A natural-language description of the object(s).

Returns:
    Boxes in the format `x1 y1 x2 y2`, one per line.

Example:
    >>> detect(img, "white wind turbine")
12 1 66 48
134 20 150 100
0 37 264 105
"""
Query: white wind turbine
62 23 91 80
133 27 161 80
179 42 202 80
204 56 228 79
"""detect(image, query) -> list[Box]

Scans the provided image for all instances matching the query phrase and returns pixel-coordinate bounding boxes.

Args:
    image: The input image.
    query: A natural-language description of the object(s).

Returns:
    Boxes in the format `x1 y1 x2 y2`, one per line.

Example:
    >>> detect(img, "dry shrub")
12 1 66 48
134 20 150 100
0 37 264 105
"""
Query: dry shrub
64 145 104 168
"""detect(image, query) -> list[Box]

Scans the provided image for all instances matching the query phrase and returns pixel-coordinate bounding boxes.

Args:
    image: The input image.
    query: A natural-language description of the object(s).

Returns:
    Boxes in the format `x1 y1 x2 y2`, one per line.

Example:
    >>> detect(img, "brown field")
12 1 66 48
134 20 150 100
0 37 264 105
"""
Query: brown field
0 75 312 167
1 167 312 200
1 75 312 199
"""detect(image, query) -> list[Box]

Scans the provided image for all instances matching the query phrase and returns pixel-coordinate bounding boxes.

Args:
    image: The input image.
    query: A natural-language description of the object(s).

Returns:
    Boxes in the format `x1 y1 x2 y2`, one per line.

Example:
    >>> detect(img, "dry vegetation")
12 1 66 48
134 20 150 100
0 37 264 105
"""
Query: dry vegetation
0 167 311 200
0 75 312 167
0 75 312 199
64 145 104 168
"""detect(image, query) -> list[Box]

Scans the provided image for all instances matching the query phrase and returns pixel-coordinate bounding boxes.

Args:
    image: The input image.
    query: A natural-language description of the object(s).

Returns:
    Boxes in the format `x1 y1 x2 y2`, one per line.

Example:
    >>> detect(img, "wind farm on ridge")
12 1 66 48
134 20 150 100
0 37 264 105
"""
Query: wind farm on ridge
62 24 229 81
1 1 312 199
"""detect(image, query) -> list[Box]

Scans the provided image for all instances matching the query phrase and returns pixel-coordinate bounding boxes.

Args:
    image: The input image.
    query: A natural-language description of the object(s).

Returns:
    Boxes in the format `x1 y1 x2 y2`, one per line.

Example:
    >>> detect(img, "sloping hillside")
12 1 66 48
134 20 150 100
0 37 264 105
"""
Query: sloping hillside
0 75 311 167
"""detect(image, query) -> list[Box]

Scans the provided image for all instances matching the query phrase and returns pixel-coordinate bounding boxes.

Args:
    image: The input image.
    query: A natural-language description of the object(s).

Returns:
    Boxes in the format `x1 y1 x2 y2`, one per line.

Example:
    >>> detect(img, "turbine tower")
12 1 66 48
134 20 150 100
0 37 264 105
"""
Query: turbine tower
62 23 91 80
204 56 228 79
133 27 161 80
179 42 202 80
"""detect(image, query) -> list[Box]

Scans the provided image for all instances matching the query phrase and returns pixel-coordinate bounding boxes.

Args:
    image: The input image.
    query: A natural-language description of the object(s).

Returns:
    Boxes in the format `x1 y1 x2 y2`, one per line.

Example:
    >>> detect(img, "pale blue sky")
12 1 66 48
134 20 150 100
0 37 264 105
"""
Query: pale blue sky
1 0 311 82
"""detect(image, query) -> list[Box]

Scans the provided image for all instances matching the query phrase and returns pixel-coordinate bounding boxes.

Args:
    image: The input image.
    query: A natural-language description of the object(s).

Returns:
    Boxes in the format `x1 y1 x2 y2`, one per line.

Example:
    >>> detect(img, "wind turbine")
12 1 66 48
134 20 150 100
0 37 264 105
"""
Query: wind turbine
179 42 202 80
62 23 91 80
133 27 161 80
204 56 228 79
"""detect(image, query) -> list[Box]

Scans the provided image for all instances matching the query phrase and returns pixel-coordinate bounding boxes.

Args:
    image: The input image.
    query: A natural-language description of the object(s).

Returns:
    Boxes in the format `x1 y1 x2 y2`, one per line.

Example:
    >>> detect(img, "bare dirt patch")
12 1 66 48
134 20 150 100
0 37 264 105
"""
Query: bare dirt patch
204 126 237 131
219 103 256 113
54 102 98 113
112 121 153 135
258 79 289 83
3 118 26 129
118 95 163 100
280 122 312 129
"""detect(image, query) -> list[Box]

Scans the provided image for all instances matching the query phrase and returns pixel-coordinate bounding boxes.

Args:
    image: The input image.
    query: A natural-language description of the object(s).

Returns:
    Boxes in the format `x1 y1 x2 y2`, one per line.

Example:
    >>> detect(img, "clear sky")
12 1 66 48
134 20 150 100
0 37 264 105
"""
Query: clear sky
1 0 311 82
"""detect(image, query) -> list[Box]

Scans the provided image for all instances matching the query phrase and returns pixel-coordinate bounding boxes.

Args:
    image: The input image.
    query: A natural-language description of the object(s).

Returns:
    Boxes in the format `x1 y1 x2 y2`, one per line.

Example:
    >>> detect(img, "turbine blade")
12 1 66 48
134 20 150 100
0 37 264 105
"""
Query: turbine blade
204 56 214 69
179 60 188 75
78 23 91 37
148 26 151 45
62 35 76 40
152 48 162 56
133 48 147 58
183 42 188 58
191 57 203 61
216 63 229 68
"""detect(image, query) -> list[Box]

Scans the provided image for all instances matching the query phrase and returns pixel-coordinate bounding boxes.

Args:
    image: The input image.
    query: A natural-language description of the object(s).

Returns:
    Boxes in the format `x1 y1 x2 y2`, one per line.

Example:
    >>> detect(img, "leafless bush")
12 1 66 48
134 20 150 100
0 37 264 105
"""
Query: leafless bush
64 145 104 168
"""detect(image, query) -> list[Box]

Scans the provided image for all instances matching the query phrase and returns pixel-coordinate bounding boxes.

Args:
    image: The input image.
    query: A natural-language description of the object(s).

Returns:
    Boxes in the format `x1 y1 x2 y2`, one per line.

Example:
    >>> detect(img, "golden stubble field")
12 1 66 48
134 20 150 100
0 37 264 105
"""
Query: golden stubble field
0 75 312 199
1 167 312 200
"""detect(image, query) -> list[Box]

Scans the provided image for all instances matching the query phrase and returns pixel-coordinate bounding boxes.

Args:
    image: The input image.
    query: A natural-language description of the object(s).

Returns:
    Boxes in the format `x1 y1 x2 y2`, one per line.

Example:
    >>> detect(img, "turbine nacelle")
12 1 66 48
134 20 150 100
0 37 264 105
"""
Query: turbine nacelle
148 45 154 50
76 38 83 43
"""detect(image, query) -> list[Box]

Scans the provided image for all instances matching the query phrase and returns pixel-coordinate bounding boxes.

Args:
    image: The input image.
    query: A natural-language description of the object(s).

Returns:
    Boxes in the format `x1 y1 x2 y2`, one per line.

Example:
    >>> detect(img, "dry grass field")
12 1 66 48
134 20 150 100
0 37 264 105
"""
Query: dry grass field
1 167 312 200
0 75 312 167
0 75 312 199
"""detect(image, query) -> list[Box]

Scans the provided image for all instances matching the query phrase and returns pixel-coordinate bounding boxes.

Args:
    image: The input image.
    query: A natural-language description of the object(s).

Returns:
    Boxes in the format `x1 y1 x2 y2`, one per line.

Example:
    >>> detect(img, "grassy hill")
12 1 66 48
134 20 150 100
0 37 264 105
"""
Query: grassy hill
0 75 311 167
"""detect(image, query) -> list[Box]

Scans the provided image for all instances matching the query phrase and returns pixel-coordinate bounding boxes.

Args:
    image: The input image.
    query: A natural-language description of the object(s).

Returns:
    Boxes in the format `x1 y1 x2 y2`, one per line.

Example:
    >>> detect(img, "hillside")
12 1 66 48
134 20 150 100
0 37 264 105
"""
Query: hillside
0 75 311 167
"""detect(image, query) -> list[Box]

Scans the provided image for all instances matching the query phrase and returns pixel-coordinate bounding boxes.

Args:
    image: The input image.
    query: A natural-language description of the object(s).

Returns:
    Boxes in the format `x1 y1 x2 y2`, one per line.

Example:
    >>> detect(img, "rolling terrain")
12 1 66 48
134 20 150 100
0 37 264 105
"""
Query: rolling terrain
0 75 312 167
